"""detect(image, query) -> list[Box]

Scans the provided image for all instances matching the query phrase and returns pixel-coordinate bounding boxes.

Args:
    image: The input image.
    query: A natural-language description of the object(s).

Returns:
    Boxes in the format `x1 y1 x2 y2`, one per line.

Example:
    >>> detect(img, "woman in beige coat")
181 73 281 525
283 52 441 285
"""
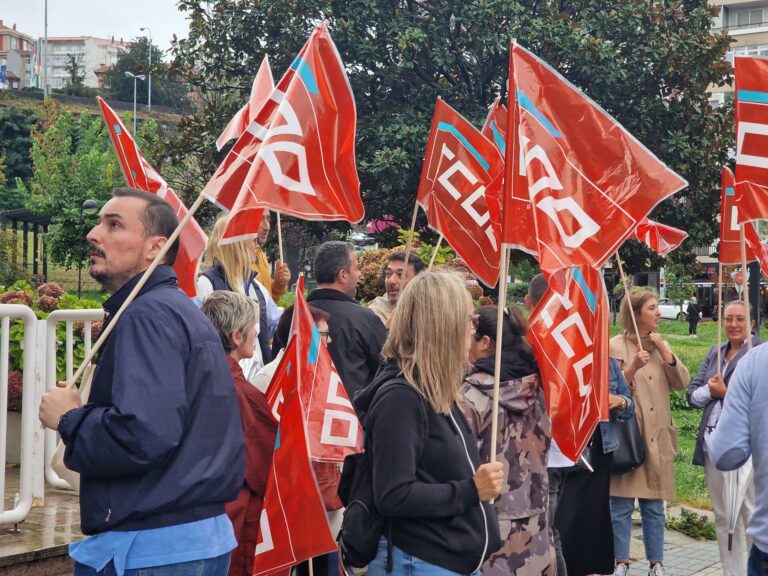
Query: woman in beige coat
609 289 690 576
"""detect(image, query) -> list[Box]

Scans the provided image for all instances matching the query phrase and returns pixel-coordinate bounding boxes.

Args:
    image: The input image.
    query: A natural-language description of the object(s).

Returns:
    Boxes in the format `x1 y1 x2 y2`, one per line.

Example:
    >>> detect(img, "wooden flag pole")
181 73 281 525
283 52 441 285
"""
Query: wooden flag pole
65 193 207 389
615 252 642 344
276 211 285 264
489 246 510 464
717 263 724 372
401 202 420 287
739 226 754 351
428 234 444 270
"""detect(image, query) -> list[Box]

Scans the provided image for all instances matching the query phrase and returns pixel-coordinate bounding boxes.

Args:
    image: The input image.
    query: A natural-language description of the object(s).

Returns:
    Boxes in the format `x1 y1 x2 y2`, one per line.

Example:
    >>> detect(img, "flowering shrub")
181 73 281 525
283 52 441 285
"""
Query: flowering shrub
7 370 22 412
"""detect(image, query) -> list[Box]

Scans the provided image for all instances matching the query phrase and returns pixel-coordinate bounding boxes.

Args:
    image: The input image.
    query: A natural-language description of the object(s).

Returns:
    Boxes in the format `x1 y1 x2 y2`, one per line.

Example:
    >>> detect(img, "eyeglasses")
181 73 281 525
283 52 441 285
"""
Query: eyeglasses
318 330 331 342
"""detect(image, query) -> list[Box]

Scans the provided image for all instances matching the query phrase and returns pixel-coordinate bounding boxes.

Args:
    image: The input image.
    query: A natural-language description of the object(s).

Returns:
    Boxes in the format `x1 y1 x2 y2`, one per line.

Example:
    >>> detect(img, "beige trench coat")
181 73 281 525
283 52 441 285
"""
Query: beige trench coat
609 333 690 501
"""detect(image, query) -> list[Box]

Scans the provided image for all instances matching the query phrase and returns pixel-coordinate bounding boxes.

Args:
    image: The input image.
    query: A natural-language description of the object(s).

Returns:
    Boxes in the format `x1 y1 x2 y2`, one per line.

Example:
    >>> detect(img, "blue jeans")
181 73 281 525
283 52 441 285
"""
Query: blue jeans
73 553 230 576
610 497 665 563
749 545 768 576
366 537 474 576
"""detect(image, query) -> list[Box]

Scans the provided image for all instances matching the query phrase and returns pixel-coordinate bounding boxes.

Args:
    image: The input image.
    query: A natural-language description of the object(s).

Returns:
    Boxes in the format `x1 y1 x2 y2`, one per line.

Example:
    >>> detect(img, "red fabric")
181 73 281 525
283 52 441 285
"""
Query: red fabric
202 22 363 245
416 99 504 287
527 266 610 461
633 218 687 256
502 43 687 278
254 355 336 576
480 97 508 155
225 357 278 576
97 97 207 297
216 56 275 151
734 57 768 223
719 168 768 275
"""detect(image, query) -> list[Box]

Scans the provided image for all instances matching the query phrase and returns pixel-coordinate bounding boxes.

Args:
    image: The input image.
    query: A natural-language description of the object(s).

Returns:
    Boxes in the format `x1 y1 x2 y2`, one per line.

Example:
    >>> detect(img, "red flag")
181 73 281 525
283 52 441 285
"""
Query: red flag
503 43 687 275
734 57 768 223
254 354 336 576
480 97 508 156
202 23 363 244
216 56 275 151
416 98 504 287
288 276 363 462
527 266 610 462
97 98 207 297
720 167 768 275
633 219 687 256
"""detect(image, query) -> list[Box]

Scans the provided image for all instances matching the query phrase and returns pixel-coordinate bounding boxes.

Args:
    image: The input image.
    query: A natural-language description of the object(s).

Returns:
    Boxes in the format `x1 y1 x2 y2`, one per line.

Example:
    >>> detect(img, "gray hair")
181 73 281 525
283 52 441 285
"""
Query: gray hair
200 290 259 352
314 241 355 285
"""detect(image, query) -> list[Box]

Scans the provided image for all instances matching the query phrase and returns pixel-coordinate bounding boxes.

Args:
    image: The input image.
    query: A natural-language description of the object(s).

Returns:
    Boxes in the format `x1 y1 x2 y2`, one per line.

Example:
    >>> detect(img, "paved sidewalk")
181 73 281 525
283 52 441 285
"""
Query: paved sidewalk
625 506 727 576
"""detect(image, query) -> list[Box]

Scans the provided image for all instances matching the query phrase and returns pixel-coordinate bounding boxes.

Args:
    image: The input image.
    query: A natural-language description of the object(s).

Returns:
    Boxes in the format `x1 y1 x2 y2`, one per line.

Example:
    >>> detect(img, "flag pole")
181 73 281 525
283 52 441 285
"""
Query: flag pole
717 262 724 372
277 211 285 263
615 252 642 344
66 194 207 389
489 246 510 464
428 234 444 270
739 226 754 350
401 202 420 286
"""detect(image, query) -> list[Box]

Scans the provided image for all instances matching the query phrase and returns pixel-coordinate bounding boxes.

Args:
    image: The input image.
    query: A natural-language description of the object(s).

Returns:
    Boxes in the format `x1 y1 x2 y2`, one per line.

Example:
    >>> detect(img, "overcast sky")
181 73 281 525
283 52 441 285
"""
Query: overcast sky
2 1 190 55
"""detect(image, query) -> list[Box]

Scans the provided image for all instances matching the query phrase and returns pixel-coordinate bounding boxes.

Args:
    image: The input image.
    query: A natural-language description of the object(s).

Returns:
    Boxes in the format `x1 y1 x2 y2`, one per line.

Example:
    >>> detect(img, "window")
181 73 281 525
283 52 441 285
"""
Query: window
728 7 768 29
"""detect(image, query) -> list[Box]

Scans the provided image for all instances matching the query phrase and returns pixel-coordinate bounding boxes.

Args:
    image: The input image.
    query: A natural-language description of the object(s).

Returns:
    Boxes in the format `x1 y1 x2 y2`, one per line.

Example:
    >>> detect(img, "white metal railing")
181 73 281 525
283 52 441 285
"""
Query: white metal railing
44 309 104 490
0 304 103 524
0 304 40 524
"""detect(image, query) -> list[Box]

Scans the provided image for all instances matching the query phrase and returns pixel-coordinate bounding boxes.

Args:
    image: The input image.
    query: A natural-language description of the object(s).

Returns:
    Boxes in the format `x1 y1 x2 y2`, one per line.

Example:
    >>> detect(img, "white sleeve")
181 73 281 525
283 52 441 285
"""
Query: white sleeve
196 275 214 300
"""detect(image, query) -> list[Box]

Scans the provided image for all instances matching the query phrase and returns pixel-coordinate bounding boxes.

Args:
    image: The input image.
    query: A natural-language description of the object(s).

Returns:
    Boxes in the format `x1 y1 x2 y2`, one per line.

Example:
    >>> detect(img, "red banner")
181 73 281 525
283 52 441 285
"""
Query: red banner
734 57 768 223
503 43 687 275
97 98 207 297
633 219 687 256
527 266 610 461
202 23 363 244
287 276 363 462
416 98 504 287
254 361 336 576
481 97 508 156
216 56 275 151
720 167 768 275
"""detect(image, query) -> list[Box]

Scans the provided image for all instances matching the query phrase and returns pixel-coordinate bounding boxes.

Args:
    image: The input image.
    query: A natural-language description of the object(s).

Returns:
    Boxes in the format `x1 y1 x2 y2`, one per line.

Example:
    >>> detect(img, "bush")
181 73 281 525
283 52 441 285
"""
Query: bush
667 508 716 540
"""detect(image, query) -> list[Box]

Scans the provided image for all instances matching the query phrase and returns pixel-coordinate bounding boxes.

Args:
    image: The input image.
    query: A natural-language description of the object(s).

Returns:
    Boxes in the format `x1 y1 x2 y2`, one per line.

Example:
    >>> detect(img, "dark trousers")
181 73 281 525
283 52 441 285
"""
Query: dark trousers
548 468 568 576
749 545 768 576
688 318 699 335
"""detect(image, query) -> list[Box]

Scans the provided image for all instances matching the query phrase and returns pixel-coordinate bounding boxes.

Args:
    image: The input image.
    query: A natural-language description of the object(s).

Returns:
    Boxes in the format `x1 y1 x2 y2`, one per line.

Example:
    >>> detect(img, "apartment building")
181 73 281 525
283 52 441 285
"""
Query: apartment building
0 20 35 89
43 36 129 89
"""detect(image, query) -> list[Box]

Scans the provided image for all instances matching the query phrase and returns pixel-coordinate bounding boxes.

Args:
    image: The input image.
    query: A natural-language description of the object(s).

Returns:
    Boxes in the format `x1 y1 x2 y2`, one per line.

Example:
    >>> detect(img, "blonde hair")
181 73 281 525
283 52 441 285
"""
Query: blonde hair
619 287 659 333
382 270 473 415
200 290 259 353
202 217 254 293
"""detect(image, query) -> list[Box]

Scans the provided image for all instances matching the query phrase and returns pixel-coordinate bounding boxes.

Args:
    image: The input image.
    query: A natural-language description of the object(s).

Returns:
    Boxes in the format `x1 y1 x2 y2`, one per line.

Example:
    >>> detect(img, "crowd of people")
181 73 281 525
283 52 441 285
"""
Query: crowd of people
36 188 768 576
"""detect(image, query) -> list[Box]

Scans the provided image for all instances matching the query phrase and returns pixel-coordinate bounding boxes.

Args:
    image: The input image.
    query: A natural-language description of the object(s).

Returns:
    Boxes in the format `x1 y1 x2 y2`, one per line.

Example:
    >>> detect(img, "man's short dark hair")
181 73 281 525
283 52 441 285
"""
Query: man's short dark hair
314 241 354 285
528 273 548 308
112 188 180 266
388 251 426 275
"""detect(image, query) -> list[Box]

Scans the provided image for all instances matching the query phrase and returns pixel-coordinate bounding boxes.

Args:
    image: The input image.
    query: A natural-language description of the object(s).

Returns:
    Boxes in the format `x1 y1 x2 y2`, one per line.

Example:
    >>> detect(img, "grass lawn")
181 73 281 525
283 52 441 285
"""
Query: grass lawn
609 318 738 510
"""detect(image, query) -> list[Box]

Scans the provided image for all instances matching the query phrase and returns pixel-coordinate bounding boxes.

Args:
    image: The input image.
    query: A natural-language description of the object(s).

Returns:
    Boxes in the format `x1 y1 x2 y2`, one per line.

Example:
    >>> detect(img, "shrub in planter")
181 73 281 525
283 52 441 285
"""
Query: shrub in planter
7 370 23 412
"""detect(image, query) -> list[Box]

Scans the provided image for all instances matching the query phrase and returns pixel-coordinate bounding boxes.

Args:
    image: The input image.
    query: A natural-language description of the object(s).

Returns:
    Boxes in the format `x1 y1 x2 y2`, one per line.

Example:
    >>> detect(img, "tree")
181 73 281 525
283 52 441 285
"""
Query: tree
103 36 188 110
0 105 37 183
14 100 166 268
166 0 732 260
64 54 85 92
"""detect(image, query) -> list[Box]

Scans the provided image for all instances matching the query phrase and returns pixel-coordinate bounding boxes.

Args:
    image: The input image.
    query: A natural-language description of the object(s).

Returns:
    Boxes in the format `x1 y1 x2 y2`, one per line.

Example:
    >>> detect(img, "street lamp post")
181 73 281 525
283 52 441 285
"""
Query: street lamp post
139 27 152 111
78 199 100 299
124 71 146 133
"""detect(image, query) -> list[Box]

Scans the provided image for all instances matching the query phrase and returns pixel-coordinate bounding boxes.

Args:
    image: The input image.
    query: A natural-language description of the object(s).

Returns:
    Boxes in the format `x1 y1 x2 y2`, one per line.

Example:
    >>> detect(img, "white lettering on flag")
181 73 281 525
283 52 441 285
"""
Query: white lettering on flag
254 509 275 555
737 121 768 170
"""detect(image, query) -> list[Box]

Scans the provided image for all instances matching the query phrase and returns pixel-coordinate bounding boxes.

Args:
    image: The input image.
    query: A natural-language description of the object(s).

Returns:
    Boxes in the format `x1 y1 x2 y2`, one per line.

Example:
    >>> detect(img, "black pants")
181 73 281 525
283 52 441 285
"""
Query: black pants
749 545 768 576
688 318 699 334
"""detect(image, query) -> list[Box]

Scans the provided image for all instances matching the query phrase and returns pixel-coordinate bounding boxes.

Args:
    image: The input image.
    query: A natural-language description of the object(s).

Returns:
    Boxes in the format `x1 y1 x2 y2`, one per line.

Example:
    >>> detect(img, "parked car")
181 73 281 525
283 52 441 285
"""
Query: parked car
658 298 690 321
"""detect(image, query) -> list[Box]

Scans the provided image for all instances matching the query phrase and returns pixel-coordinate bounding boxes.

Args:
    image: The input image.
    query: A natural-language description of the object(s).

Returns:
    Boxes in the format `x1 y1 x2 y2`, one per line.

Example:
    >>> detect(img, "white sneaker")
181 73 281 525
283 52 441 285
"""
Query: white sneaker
648 563 665 576
614 563 630 576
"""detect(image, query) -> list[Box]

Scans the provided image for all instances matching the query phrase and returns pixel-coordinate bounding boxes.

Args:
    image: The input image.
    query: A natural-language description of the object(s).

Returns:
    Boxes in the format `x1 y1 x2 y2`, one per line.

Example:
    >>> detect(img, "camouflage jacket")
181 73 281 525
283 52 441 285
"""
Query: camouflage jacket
459 370 551 520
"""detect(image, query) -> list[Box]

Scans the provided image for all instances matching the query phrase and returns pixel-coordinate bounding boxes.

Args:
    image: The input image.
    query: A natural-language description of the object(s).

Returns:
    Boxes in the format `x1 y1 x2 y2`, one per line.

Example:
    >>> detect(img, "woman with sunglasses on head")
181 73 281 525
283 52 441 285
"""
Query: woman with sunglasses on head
459 304 556 575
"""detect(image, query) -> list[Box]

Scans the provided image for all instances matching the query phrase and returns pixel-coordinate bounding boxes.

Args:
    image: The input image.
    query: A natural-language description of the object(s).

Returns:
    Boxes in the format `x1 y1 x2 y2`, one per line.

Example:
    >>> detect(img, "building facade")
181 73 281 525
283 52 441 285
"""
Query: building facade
0 20 35 89
43 36 129 90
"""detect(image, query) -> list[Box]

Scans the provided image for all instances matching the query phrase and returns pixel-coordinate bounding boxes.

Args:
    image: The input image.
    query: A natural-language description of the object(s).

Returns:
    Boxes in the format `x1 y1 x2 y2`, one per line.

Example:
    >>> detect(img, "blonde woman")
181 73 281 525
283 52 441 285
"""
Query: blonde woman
610 289 690 576
354 270 503 575
197 217 281 377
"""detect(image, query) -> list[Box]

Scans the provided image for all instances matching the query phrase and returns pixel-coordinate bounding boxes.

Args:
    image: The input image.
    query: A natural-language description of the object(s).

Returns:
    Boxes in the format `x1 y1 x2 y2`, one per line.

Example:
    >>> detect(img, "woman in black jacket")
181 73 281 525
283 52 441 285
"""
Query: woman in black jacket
355 270 503 575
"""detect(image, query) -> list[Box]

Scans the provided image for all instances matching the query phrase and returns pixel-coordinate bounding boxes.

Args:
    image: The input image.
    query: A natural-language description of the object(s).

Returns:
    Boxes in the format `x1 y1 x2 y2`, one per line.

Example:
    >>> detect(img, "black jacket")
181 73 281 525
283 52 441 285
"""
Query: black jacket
355 363 501 574
59 266 244 534
306 288 386 403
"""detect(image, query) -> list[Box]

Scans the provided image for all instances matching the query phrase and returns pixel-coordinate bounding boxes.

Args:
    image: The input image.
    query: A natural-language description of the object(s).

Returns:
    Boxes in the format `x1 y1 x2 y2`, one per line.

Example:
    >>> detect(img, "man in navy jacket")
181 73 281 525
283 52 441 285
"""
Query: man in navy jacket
39 188 243 575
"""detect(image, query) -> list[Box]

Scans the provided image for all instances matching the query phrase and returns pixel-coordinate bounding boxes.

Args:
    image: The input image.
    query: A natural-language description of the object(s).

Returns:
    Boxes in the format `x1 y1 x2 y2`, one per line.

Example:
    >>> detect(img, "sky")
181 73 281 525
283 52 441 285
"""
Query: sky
1 1 190 55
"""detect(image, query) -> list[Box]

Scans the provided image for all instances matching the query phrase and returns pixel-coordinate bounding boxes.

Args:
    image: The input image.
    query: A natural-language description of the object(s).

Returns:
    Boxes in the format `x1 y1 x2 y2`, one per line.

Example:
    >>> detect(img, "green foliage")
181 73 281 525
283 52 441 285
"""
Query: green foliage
0 230 31 286
167 0 731 259
64 54 85 93
507 283 529 299
667 508 716 540
509 257 539 284
0 105 38 183
665 260 696 309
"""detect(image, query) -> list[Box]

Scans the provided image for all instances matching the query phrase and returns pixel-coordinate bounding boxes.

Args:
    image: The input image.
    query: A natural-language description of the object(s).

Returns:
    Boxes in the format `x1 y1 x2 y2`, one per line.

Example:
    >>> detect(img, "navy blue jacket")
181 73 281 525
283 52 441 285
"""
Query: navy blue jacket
59 266 244 534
